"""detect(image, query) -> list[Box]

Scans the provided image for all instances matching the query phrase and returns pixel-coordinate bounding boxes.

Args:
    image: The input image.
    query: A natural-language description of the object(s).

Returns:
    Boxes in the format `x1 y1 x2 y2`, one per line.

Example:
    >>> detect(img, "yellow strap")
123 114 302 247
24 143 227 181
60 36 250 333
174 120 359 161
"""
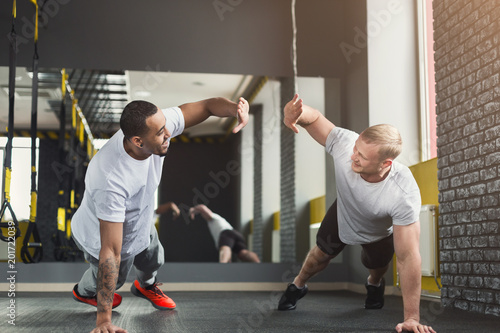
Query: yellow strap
61 68 67 97
57 207 66 231
30 0 38 42
79 119 84 144
70 189 75 209
4 167 12 201
72 99 77 128
66 219 72 239
12 0 16 18
87 138 93 159
29 191 37 222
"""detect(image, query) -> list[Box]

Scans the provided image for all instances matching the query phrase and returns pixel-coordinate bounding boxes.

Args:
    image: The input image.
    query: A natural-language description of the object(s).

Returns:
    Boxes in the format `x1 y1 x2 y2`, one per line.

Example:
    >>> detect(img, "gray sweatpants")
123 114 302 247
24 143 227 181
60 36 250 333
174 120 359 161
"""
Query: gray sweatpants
75 224 164 297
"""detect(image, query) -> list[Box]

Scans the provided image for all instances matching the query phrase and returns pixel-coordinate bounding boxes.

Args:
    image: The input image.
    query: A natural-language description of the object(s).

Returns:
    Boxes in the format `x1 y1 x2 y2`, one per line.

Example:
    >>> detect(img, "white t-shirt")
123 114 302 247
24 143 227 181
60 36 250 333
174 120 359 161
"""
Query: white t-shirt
325 127 421 245
206 213 233 247
71 107 185 260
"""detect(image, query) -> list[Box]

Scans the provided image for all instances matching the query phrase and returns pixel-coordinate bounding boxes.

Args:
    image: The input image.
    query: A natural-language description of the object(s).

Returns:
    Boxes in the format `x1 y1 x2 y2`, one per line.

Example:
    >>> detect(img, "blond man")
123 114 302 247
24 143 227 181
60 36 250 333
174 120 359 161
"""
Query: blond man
278 94 436 333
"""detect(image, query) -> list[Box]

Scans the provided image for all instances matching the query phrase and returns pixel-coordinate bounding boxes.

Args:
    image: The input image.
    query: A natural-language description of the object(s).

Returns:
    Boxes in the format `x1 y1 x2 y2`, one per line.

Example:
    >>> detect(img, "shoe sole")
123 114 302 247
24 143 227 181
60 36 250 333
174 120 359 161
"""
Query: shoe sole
72 288 121 309
277 286 308 311
278 304 297 311
131 284 176 310
72 292 96 307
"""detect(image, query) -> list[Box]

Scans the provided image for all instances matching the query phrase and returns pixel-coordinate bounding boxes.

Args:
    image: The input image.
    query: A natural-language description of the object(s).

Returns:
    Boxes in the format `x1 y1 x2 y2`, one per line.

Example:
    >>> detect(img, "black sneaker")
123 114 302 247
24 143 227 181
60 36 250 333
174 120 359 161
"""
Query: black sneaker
365 278 385 309
278 283 308 310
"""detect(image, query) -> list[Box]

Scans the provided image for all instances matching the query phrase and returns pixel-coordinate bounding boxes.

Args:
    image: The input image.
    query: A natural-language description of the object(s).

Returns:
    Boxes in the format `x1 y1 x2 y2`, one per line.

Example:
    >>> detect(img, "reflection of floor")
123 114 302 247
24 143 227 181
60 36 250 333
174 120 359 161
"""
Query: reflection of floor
1 290 497 332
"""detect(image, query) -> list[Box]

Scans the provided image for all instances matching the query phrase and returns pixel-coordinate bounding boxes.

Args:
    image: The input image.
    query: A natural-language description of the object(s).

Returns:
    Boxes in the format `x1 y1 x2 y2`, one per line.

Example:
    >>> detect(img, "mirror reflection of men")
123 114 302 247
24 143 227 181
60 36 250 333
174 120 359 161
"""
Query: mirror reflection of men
155 201 180 219
189 204 260 263
277 94 436 333
71 97 249 333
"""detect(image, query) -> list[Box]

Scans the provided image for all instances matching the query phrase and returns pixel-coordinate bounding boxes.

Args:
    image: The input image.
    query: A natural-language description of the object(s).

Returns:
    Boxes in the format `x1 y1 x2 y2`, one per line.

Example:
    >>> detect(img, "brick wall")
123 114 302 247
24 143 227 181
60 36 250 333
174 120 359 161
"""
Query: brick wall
434 0 500 315
253 105 264 258
280 77 296 262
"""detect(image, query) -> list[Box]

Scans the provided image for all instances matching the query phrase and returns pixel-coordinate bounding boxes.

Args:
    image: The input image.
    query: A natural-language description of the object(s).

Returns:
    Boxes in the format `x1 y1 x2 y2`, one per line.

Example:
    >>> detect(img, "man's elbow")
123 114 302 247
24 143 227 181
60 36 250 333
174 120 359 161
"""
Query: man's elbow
397 250 421 268
100 246 121 261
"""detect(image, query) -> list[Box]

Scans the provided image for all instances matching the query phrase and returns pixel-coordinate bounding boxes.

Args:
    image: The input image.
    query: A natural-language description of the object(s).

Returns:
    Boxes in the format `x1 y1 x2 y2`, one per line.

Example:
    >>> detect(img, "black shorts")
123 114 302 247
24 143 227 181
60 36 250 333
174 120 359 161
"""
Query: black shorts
316 200 395 269
218 229 248 254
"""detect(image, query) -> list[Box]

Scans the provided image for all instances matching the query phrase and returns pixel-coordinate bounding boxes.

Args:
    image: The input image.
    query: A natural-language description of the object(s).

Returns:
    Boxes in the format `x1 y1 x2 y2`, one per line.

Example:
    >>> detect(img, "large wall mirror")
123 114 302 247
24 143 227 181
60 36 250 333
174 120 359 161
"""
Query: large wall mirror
0 0 365 265
0 66 339 264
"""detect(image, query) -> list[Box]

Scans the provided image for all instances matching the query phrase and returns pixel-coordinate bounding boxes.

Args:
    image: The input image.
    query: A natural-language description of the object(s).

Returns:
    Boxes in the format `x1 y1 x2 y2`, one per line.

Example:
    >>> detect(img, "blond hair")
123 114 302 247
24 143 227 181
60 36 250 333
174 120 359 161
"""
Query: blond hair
360 124 402 161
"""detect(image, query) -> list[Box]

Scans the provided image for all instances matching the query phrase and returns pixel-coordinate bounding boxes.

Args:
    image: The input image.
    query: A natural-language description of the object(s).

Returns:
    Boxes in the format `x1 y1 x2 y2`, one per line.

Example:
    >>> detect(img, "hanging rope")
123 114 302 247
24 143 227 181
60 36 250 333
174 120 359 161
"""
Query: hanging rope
291 0 298 94
21 0 43 263
0 0 21 243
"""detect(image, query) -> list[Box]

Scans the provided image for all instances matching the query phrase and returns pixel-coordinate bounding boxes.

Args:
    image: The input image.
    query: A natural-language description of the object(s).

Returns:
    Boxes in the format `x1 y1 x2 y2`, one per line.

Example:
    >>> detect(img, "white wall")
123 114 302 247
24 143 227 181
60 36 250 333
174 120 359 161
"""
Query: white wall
366 0 420 166
324 78 342 207
254 80 281 221
295 77 327 204
294 77 327 259
239 114 254 232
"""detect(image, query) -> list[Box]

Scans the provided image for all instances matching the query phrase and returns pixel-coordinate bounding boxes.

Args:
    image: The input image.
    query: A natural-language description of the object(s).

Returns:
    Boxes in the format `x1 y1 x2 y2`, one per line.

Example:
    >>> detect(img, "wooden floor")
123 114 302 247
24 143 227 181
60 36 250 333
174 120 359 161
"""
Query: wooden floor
1 290 498 332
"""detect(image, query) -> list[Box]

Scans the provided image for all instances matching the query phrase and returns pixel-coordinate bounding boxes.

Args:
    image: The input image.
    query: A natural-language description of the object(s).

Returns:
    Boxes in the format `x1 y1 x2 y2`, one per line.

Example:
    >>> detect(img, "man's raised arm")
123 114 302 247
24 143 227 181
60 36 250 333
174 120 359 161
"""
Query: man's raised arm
283 94 335 147
180 97 249 133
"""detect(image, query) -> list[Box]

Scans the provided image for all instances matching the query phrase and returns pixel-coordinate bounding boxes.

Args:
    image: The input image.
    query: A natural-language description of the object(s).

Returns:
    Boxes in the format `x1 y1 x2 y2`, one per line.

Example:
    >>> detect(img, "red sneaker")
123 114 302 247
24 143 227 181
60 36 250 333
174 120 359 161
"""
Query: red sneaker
130 279 176 310
72 284 122 309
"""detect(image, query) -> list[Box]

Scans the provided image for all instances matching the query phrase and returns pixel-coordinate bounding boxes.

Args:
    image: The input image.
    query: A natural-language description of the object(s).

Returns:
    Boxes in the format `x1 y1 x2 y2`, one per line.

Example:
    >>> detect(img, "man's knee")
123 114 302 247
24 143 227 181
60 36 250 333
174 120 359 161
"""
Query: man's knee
316 234 345 257
311 245 336 262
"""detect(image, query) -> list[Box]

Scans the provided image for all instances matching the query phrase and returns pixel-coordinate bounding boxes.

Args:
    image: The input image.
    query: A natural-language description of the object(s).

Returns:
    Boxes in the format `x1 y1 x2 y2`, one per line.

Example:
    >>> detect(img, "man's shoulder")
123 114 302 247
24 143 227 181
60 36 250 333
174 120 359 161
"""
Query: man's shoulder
87 132 129 183
389 162 419 193
162 107 185 138
326 127 358 155
92 130 122 159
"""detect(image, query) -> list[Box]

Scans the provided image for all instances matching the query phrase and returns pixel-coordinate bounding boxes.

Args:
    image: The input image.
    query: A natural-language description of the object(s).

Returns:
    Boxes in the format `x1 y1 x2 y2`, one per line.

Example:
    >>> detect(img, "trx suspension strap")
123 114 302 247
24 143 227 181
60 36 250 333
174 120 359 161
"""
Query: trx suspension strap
0 0 21 242
69 97 78 230
21 0 43 263
67 97 82 260
53 69 72 261
57 69 68 237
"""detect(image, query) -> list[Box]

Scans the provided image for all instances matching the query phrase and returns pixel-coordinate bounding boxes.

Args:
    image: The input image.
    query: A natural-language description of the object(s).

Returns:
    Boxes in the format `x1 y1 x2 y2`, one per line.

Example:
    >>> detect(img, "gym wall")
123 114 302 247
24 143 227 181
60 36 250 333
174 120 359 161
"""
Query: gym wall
0 0 347 78
433 0 500 316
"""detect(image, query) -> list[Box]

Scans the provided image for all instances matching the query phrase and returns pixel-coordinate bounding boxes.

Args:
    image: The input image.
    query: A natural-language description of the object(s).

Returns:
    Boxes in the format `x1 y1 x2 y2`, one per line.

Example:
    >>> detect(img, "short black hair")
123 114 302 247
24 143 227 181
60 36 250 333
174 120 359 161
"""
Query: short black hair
120 100 158 139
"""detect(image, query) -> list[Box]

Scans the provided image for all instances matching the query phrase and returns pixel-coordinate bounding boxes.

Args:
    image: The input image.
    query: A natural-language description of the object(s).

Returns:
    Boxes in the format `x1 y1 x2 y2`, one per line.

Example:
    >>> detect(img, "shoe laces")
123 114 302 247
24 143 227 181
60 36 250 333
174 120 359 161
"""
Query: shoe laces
145 282 167 297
